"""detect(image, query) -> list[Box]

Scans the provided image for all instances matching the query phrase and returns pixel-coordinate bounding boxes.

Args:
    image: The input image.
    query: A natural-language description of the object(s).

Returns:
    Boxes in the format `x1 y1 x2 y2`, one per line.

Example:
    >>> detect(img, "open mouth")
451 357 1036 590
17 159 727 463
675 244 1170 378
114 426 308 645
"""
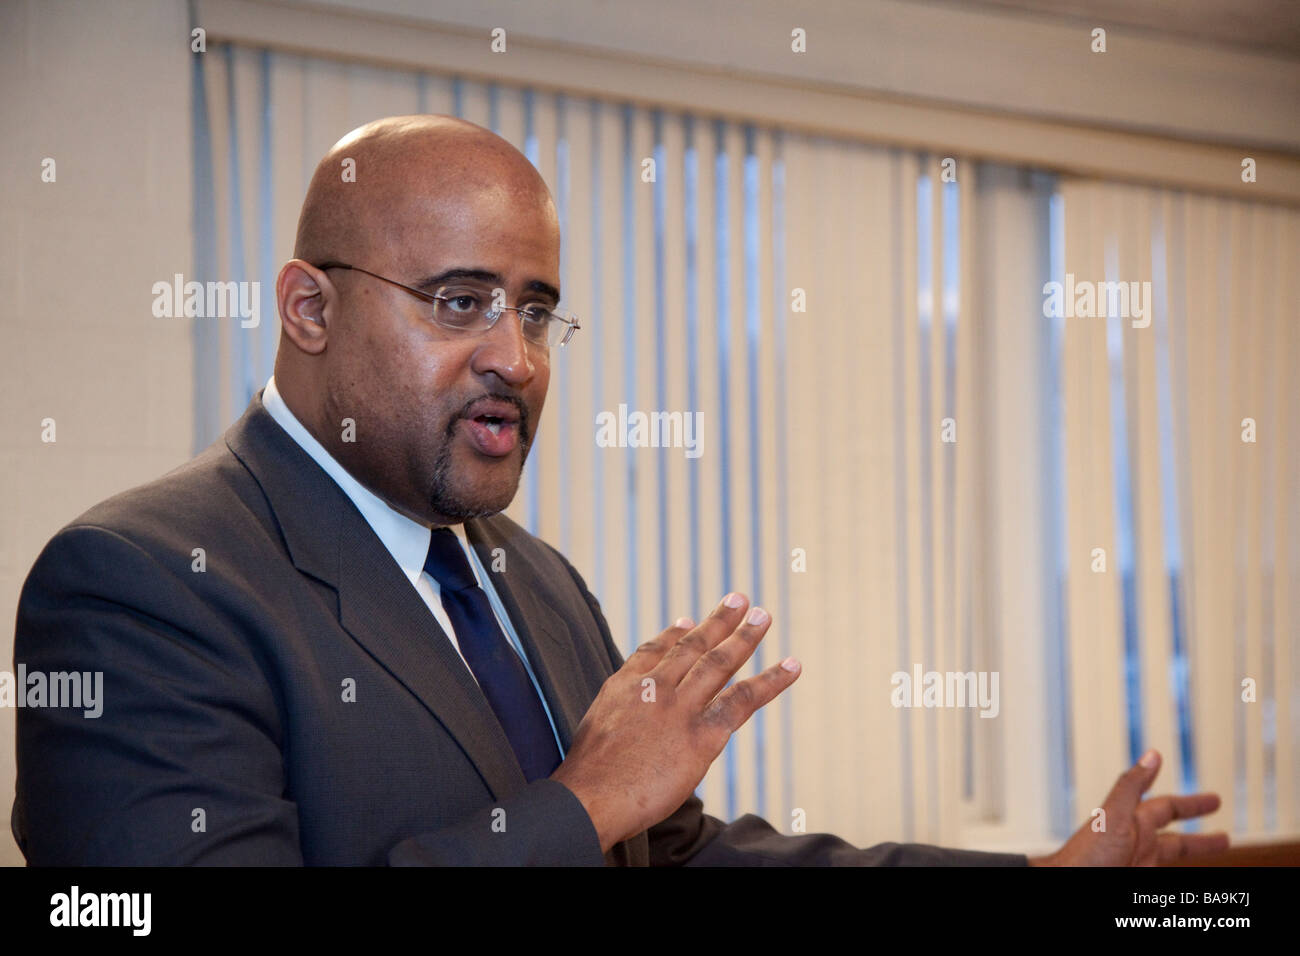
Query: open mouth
460 398 524 458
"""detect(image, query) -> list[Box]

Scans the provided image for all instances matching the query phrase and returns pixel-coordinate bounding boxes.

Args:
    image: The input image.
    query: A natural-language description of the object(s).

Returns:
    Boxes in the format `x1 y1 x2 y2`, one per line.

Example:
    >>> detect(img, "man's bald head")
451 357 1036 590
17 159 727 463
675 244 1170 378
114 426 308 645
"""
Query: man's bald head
293 115 555 267
273 114 563 527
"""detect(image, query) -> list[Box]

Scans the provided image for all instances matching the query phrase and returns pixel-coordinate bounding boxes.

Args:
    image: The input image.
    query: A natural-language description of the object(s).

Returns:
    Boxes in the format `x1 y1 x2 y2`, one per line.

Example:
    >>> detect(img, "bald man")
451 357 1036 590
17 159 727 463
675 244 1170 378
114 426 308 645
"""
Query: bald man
12 116 1226 867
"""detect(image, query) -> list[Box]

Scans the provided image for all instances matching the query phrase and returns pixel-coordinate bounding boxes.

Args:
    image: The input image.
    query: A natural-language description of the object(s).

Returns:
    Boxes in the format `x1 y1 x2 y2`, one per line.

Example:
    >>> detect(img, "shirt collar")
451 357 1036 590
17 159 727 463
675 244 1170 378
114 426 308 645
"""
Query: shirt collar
261 376 471 587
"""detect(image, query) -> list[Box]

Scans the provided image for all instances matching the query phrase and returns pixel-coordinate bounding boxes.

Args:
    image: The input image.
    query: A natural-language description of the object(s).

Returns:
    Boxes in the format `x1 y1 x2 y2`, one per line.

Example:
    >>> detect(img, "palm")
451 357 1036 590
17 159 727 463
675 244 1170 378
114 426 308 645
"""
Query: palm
1040 751 1229 867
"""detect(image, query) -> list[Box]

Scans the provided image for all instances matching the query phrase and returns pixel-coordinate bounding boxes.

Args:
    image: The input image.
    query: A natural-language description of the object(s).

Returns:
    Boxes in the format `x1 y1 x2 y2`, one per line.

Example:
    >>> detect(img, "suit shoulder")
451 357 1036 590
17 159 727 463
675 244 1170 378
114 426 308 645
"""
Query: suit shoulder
37 437 275 568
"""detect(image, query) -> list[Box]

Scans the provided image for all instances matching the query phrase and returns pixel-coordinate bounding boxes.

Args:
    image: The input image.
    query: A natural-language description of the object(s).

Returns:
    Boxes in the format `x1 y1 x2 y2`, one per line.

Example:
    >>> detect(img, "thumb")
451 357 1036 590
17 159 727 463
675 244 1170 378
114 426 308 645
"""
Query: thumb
1103 748 1162 815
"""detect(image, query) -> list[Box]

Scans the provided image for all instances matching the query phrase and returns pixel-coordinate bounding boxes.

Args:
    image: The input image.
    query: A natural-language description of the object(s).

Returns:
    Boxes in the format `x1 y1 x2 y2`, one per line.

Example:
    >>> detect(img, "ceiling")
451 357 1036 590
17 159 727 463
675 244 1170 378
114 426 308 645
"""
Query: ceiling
919 0 1300 58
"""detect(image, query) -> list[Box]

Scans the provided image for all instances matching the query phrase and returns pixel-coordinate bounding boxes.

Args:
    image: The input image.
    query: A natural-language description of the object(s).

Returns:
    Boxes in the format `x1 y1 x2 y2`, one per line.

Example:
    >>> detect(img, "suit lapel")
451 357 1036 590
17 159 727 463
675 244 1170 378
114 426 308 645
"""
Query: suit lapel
334 514 528 797
226 392 526 799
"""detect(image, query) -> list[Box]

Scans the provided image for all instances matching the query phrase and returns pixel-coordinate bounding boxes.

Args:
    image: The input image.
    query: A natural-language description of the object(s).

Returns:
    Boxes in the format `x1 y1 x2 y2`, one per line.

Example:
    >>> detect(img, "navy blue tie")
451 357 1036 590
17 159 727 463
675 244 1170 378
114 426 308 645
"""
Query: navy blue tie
423 527 561 781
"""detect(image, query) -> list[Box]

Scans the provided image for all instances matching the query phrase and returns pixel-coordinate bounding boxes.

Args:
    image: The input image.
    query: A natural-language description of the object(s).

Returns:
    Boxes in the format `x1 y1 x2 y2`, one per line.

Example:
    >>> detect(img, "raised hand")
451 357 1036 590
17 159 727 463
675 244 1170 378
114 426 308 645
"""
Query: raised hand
551 592 800 853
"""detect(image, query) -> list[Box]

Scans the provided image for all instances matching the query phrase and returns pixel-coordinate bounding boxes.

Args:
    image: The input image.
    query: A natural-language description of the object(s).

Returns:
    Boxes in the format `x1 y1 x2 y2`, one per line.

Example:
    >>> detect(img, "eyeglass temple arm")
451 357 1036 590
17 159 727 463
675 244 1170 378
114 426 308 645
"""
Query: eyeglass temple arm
314 260 579 333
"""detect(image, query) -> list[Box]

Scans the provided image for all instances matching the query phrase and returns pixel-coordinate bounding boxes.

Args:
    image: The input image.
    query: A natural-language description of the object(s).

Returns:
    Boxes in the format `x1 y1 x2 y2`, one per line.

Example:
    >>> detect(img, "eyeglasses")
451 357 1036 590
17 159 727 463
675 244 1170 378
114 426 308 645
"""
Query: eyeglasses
312 261 581 348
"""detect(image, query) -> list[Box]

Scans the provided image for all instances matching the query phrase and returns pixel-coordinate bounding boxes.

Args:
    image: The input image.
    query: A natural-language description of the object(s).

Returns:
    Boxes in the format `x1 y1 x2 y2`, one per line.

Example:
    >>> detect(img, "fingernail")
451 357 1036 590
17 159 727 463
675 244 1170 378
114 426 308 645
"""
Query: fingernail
780 656 801 673
746 606 769 625
1139 749 1159 769
674 616 695 628
723 592 745 608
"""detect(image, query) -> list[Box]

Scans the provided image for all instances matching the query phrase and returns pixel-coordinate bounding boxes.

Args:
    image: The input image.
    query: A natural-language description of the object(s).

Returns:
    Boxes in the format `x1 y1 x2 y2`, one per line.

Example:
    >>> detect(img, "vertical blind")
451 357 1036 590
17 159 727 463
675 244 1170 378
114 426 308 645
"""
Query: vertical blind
195 43 1299 851
1057 180 1299 839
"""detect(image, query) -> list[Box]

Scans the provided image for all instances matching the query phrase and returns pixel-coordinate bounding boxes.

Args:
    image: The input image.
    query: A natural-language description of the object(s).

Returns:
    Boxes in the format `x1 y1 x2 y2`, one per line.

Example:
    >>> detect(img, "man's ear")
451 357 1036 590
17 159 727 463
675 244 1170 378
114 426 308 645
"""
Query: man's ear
277 259 331 354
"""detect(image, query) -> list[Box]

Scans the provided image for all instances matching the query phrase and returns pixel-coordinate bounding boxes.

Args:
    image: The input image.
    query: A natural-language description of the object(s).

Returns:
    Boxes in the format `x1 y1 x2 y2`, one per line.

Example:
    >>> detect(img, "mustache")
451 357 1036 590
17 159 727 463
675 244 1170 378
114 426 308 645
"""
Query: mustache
451 393 531 443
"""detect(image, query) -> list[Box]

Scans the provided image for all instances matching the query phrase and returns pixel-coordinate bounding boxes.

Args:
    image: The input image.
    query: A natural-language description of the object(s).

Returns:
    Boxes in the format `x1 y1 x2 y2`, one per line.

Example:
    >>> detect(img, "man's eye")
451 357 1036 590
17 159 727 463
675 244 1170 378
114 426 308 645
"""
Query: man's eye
520 306 551 324
445 294 481 313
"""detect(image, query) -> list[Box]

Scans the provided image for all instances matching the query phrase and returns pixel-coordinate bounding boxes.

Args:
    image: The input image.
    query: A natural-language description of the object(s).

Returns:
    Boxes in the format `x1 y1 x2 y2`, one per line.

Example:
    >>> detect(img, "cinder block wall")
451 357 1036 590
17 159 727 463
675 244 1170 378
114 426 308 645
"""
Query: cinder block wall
0 0 193 866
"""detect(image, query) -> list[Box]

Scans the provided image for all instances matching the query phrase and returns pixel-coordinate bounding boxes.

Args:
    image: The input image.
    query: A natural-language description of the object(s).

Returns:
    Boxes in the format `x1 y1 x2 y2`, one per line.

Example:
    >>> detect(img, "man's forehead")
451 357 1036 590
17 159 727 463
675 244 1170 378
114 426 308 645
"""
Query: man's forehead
378 200 562 299
379 189 559 257
383 179 549 227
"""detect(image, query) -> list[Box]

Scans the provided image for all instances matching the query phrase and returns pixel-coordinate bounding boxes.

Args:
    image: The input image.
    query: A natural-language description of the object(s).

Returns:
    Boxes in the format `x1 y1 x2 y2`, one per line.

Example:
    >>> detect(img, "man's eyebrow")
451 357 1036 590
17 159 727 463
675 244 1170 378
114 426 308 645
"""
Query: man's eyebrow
526 279 561 303
414 268 561 303
412 268 502 291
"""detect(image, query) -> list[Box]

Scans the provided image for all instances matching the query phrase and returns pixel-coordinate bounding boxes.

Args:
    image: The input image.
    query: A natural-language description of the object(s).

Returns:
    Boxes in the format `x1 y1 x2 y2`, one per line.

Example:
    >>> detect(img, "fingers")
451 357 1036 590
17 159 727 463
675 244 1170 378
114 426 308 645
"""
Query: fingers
1137 792 1222 831
703 656 801 731
652 593 751 685
677 604 773 702
1157 831 1230 864
625 615 697 672
1102 749 1163 814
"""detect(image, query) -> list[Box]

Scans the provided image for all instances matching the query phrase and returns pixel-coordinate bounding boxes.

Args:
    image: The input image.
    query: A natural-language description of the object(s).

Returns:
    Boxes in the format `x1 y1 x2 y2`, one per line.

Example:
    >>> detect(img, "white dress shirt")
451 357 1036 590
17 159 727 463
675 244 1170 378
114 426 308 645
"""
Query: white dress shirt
260 376 564 756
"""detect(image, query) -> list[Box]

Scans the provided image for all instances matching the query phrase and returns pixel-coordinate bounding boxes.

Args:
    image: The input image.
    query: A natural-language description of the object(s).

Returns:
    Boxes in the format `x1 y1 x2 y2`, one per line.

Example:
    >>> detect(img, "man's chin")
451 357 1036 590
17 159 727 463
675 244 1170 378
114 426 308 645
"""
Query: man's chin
428 439 529 520
430 478 521 521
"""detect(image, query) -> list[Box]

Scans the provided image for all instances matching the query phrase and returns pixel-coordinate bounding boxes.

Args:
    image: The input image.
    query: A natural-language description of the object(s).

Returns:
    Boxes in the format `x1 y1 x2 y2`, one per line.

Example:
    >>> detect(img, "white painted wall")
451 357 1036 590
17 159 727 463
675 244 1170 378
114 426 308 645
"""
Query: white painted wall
293 0 1300 152
0 0 193 866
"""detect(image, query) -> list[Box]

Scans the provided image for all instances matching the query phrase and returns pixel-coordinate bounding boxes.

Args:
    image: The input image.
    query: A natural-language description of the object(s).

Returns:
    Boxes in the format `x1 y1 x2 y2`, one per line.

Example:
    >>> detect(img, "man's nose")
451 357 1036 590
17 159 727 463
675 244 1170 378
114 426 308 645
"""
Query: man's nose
470 310 537 386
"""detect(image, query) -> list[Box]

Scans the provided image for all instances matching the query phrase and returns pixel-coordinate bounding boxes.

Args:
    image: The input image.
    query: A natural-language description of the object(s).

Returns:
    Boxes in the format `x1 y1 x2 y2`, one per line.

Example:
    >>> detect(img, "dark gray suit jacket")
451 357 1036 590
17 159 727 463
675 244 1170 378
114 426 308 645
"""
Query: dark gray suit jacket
12 392 1028 866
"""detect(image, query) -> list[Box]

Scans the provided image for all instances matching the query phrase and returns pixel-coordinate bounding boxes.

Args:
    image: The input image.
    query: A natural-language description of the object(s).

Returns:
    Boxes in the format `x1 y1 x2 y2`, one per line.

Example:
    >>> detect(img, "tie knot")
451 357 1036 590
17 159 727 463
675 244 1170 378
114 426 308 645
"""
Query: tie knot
423 527 478 593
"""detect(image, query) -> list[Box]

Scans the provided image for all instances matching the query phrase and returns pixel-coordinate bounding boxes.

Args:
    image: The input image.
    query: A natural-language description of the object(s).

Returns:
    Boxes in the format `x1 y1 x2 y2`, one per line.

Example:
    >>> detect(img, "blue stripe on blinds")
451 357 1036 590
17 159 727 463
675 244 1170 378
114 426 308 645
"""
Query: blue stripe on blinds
621 104 639 657
191 35 219 454
1048 189 1076 832
1151 208 1183 570
653 110 670 629
589 99 606 603
1104 236 1143 766
222 44 252 425
684 116 705 807
684 117 701 623
1218 209 1249 836
772 132 793 822
713 118 736 820
524 85 536 157
555 92 572 557
892 151 915 840
452 76 464 117
916 170 938 833
488 83 500 133
1169 196 1203 804
1152 198 1196 797
742 125 766 818
941 180 968 799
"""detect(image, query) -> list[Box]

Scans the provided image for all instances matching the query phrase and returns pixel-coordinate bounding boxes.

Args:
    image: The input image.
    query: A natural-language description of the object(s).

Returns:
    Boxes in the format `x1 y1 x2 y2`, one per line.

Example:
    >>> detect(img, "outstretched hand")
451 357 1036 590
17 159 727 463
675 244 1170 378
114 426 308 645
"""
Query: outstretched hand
1031 750 1229 866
